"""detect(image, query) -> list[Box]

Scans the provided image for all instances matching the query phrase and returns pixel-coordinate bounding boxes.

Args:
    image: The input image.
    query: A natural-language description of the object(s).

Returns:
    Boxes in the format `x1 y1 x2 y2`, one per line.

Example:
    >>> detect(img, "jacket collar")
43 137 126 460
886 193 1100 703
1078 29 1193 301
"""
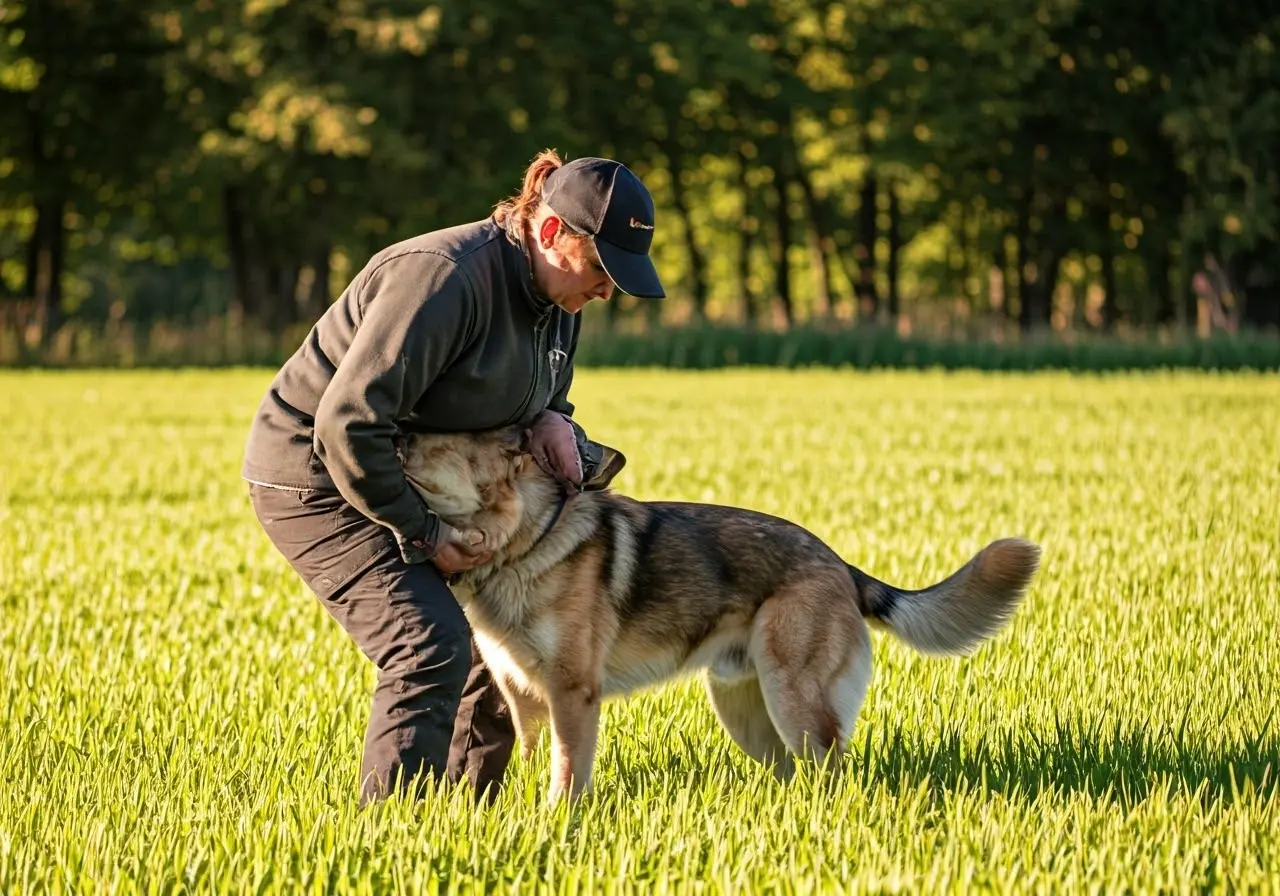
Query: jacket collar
498 216 555 318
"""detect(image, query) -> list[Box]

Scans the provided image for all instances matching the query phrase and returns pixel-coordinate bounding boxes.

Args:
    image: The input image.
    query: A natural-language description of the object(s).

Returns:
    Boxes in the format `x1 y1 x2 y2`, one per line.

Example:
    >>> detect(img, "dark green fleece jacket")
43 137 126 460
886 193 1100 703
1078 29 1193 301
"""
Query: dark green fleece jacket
241 216 580 561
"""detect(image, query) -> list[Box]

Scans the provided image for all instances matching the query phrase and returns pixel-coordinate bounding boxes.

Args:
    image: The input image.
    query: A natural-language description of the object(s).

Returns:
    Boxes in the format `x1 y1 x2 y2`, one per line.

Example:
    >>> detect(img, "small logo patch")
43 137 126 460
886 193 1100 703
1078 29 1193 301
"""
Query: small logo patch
629 217 654 230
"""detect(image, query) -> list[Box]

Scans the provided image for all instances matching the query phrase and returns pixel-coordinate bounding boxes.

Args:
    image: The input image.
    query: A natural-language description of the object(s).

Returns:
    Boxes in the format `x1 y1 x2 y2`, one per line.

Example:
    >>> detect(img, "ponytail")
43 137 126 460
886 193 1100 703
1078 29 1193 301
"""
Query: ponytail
494 148 564 229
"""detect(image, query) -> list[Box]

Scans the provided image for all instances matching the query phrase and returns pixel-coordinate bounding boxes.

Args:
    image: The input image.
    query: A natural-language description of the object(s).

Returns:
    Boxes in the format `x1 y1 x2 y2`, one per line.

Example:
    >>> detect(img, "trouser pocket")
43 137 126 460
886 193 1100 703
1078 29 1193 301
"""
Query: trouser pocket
249 483 392 601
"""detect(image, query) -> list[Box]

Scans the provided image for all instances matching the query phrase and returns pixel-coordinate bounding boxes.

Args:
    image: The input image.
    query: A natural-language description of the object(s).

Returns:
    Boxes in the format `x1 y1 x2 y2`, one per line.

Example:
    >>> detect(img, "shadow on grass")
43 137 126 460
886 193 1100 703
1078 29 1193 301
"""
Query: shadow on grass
600 713 1277 811
860 715 1278 807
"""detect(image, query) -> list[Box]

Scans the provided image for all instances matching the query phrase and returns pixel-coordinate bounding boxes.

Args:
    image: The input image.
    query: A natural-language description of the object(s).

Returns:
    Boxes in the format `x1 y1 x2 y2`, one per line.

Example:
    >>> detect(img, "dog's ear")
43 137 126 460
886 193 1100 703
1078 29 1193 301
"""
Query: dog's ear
581 442 626 491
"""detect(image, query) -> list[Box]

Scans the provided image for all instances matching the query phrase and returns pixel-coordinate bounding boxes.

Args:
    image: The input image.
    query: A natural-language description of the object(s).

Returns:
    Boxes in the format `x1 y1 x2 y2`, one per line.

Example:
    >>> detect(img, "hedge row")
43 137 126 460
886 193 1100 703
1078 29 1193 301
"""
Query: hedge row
4 323 1280 372
574 326 1280 372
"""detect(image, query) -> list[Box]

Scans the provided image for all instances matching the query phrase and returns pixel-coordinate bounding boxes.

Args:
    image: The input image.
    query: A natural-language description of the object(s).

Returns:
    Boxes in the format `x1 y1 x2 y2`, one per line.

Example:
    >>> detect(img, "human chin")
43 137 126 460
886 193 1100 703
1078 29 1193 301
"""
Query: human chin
546 291 583 313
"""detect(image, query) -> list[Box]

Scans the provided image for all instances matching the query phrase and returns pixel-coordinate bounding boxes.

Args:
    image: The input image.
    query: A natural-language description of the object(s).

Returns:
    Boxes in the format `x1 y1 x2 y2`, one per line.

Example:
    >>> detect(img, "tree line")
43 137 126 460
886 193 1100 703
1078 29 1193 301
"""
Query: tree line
2 0 1278 356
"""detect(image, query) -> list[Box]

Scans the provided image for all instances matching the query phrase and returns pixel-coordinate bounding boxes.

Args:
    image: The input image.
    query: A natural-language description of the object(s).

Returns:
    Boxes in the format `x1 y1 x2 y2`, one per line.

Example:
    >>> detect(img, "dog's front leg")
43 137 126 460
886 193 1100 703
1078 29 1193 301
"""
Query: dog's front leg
545 678 602 804
502 684 548 762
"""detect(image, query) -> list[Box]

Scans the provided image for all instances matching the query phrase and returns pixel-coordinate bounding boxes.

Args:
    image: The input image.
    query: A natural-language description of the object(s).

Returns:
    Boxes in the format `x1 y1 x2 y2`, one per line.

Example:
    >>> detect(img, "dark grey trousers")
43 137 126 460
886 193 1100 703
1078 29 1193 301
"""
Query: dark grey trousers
248 483 516 806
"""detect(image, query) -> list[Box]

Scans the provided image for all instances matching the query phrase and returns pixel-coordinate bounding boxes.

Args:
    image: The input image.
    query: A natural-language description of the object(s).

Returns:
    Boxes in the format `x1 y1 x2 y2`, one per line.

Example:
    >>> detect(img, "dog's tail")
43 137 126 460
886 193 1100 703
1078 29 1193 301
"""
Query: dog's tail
848 538 1040 655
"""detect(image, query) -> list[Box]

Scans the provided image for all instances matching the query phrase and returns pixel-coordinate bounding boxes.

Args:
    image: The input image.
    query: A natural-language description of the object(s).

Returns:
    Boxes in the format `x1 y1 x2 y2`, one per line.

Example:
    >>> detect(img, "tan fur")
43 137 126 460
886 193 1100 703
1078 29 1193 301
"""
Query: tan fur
402 427 1041 803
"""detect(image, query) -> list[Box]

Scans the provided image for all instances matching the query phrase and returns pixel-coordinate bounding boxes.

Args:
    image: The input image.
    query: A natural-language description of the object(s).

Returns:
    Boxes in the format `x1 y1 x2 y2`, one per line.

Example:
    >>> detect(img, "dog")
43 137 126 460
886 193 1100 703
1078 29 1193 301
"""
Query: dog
400 426 1040 803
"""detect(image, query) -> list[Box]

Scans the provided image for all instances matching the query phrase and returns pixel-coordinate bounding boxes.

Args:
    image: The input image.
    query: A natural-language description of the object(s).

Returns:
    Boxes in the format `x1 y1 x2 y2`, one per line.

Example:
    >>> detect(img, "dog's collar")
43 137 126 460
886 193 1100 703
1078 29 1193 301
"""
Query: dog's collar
529 487 572 550
449 487 570 586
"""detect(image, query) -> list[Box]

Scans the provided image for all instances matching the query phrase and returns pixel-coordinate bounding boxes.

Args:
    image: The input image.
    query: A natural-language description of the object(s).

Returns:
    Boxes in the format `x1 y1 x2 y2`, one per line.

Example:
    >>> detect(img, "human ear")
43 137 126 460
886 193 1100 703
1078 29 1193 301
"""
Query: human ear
538 215 561 250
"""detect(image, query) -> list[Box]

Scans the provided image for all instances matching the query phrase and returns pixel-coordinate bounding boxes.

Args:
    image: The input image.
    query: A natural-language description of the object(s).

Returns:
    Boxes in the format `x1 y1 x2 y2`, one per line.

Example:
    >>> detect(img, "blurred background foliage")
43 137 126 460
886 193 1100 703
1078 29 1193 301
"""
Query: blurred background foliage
1 0 1278 366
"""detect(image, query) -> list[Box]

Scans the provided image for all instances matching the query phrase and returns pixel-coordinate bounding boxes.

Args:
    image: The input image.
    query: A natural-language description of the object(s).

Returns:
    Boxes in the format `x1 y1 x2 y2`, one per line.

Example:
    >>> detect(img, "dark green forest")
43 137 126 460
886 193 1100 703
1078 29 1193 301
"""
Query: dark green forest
2 0 1278 365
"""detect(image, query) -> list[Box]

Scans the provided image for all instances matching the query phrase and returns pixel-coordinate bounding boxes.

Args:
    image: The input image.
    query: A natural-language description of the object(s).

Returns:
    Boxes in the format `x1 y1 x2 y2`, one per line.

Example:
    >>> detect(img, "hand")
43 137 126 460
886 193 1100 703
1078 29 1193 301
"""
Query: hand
431 523 493 576
525 410 583 489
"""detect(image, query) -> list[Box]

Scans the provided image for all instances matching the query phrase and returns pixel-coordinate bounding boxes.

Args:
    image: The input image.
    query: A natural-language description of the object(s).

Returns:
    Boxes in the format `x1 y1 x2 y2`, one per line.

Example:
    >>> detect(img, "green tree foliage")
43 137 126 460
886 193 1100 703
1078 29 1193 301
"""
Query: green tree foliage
0 0 1276 356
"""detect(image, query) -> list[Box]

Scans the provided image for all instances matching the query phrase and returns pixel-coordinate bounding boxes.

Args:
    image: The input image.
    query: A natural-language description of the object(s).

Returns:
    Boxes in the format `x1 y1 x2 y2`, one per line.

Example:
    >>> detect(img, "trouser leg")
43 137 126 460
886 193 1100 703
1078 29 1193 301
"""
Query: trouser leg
248 483 516 805
447 637 517 802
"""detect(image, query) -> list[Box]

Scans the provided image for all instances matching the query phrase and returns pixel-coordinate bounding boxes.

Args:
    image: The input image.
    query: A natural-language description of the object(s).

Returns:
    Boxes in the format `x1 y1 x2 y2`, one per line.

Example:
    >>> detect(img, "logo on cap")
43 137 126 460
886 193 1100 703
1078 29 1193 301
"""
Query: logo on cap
629 216 654 231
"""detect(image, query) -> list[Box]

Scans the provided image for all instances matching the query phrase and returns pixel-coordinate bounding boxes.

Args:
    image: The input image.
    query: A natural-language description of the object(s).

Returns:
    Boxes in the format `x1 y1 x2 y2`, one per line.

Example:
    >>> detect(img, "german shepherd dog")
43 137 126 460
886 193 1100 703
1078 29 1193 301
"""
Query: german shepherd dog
400 426 1040 803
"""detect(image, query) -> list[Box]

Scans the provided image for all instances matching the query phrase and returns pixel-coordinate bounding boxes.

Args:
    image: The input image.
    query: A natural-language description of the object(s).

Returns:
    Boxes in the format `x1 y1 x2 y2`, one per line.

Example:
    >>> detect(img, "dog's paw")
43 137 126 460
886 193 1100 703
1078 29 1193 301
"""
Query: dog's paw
450 527 487 549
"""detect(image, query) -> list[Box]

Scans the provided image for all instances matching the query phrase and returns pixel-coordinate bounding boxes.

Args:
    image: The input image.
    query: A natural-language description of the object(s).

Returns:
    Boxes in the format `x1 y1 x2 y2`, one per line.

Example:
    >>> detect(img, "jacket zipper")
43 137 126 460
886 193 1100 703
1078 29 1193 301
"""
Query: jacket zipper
504 308 555 426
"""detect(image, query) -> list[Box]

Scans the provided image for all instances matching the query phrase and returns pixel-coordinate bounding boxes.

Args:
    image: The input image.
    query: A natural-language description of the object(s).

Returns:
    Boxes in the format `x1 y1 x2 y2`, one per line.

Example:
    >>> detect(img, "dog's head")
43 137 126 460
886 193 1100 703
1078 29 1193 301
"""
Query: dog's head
401 423 627 546
401 426 528 530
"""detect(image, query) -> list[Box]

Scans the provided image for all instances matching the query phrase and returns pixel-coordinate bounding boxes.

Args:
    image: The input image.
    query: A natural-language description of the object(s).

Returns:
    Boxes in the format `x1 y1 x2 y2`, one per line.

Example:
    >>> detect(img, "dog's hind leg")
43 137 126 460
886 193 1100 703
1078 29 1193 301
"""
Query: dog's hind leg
703 672 794 779
751 576 873 770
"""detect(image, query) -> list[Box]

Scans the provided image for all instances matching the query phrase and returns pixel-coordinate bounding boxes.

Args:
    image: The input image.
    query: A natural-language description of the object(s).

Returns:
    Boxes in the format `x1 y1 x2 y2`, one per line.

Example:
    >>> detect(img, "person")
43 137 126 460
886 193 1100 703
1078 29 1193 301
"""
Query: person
241 149 666 806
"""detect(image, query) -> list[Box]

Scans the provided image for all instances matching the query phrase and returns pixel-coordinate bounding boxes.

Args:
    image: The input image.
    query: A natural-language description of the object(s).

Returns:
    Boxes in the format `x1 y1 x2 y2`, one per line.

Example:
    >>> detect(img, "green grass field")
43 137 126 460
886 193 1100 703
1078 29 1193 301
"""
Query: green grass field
2 368 1278 893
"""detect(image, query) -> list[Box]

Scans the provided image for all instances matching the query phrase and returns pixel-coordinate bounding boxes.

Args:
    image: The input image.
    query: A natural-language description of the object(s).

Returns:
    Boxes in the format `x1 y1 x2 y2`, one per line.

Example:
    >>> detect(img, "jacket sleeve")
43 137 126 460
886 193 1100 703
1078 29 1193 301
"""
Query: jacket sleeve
313 251 474 562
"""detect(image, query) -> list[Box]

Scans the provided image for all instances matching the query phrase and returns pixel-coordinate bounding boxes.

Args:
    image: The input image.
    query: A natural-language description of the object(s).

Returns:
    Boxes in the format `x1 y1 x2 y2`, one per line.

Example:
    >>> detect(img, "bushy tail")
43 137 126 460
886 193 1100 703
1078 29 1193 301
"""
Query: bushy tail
849 538 1041 656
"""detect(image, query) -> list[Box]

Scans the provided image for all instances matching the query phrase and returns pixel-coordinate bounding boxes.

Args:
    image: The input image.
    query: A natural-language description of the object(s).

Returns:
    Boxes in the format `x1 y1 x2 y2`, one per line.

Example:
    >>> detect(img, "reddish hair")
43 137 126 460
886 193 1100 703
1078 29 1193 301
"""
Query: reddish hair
493 149 564 230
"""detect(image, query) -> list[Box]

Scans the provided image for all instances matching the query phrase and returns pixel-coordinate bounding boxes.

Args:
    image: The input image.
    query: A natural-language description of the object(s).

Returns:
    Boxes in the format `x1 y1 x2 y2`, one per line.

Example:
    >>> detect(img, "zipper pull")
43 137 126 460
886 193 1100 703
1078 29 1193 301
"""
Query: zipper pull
548 307 566 373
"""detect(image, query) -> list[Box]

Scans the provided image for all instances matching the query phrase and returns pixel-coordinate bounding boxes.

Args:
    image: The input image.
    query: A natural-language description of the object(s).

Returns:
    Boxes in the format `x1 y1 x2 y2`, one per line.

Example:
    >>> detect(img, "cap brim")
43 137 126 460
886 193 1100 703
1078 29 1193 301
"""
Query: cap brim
594 238 666 299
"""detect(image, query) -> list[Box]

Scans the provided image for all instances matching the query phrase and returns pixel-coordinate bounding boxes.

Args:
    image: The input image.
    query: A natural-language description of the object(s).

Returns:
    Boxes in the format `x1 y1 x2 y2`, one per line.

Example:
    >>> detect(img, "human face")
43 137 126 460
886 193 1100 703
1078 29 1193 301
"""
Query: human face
529 215 616 314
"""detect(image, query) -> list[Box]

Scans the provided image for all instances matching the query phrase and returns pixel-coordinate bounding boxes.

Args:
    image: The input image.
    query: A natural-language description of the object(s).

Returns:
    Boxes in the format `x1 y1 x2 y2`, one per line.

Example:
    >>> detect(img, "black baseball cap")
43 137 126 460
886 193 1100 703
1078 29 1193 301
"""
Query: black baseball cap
542 157 666 299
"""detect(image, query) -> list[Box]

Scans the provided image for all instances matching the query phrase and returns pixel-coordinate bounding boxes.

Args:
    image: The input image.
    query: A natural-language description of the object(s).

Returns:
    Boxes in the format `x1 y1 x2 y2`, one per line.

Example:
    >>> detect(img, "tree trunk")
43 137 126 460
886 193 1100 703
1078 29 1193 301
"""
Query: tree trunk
772 161 794 325
1020 244 1044 332
1014 190 1031 328
960 202 975 312
887 183 901 319
1041 261 1062 329
305 243 331 321
998 232 1017 321
665 140 708 321
224 186 251 323
1034 239 1064 330
992 235 1008 319
1174 242 1194 332
855 173 879 320
24 80 65 351
1099 222 1117 331
24 196 66 349
1153 241 1176 326
833 237 860 319
246 251 271 327
279 263 301 326
792 152 833 320
646 292 662 330
1025 199 1066 332
736 147 756 326
262 261 295 329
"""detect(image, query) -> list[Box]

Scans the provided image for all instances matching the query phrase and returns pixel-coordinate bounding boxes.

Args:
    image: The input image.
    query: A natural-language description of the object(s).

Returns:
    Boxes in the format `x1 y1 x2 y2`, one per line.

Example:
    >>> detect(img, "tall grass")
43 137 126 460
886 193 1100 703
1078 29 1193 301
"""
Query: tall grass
1 368 1277 893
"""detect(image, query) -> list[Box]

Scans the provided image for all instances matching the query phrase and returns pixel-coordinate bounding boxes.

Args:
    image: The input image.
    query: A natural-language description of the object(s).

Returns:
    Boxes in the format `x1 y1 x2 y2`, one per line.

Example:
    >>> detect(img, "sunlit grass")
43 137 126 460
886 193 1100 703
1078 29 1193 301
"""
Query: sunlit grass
2 368 1277 893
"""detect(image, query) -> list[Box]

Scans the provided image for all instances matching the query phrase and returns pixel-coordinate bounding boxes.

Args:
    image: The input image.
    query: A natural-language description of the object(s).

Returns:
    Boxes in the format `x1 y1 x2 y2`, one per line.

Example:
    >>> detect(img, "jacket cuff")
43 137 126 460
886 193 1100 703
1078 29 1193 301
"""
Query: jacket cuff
395 509 443 565
396 534 431 565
